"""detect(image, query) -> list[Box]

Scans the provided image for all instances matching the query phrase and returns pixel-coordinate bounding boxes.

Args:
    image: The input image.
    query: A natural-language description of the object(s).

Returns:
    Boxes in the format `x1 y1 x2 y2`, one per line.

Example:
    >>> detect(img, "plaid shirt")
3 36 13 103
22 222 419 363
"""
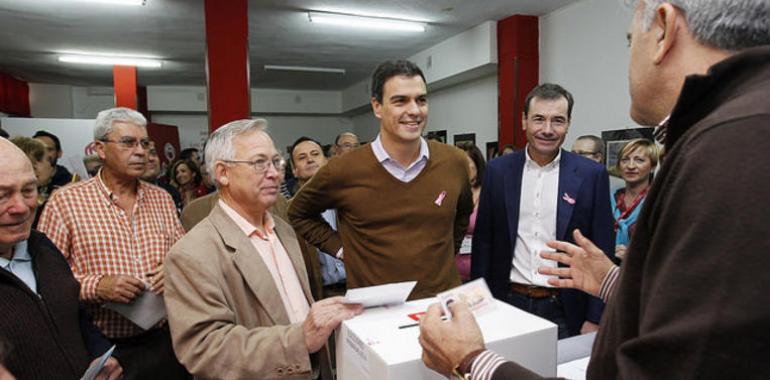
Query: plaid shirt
38 174 184 338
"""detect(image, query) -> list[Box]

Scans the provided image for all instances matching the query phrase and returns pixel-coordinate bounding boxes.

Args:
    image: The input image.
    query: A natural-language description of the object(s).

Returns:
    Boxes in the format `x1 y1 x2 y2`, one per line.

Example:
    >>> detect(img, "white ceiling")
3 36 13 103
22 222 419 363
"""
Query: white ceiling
0 0 575 90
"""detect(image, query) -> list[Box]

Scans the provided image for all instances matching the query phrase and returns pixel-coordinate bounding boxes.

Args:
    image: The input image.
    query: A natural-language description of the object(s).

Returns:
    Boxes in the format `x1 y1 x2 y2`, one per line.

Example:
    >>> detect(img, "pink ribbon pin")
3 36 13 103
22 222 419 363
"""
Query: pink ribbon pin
435 191 447 206
562 192 576 205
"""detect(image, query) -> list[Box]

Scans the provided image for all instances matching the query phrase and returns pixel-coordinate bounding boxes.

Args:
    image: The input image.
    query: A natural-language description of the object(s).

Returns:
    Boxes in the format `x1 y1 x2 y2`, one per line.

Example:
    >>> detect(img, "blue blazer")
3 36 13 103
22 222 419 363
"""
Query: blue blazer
471 149 614 336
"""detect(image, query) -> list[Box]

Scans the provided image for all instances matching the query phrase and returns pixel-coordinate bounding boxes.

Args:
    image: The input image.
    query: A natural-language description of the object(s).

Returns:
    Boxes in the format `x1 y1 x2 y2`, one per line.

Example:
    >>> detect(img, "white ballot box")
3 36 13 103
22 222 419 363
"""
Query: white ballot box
336 298 557 380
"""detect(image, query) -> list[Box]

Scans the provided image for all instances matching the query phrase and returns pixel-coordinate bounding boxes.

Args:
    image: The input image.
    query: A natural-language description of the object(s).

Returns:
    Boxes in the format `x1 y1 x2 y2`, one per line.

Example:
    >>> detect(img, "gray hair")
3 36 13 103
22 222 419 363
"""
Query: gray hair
93 107 147 141
636 0 769 51
204 118 269 183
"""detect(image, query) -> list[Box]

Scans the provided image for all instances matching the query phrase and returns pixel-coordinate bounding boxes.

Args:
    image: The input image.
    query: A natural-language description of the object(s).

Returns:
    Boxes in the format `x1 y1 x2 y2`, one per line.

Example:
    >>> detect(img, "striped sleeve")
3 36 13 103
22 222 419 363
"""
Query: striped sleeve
599 265 621 303
470 350 507 380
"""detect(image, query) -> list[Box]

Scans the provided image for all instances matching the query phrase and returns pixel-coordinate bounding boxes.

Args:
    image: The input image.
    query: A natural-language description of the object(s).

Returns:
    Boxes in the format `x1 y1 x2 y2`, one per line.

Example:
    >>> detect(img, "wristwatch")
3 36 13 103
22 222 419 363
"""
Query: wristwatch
452 348 486 380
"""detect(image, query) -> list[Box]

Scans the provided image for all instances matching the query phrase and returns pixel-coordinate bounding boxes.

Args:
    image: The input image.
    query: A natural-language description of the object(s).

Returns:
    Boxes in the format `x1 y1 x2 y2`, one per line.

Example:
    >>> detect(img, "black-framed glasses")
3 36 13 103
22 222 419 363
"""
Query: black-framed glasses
222 157 286 173
100 137 152 150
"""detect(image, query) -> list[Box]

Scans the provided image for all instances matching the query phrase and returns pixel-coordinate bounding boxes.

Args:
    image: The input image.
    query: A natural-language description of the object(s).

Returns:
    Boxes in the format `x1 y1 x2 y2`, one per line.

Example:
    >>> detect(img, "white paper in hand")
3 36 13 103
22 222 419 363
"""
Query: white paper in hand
343 281 417 308
437 278 496 320
104 289 166 330
80 345 115 380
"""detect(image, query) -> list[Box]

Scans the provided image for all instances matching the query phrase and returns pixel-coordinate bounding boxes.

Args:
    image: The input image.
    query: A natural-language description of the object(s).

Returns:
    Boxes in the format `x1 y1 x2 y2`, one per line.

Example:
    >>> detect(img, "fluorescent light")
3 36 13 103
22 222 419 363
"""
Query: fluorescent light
74 0 146 5
59 54 162 68
264 65 345 74
308 12 427 32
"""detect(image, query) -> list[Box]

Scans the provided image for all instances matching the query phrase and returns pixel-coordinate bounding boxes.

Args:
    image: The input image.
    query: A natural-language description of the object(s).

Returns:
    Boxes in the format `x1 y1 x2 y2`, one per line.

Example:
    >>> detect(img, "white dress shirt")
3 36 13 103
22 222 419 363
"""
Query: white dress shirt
370 134 430 183
510 148 561 286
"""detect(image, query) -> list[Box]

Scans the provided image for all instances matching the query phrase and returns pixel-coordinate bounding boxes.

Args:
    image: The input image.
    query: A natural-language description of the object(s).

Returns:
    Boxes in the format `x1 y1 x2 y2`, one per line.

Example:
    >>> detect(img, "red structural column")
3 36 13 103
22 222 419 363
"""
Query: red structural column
497 15 538 149
113 65 138 109
204 0 250 132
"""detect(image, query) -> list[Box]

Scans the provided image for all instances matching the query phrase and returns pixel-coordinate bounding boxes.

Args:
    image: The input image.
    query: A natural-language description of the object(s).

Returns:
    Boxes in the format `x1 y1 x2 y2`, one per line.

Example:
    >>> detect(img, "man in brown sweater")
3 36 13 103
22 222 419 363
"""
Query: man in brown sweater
418 1 770 379
289 60 473 300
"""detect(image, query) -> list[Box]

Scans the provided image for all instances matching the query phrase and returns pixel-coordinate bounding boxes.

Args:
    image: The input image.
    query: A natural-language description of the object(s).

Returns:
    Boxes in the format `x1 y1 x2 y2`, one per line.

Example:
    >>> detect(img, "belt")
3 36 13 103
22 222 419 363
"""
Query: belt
510 282 560 299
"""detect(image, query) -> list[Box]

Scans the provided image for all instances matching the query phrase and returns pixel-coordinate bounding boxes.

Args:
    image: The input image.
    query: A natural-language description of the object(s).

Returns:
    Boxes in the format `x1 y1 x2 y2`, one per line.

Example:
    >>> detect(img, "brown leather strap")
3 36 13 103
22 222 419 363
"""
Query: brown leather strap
510 282 560 298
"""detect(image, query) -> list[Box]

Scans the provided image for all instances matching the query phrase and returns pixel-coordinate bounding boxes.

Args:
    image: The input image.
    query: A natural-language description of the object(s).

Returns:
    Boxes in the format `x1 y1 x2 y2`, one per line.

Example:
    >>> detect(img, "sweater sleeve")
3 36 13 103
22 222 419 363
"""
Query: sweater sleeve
287 163 343 256
454 170 474 254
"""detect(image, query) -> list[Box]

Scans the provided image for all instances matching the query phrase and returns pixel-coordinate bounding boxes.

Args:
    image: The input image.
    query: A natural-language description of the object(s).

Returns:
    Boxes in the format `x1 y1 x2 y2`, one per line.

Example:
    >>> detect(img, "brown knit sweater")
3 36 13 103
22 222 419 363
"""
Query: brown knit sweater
288 140 473 300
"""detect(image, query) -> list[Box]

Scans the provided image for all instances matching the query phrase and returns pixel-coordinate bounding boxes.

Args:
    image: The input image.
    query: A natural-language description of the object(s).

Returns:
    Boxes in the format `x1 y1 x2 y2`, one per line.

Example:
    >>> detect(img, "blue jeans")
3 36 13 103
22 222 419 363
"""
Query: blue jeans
506 291 570 339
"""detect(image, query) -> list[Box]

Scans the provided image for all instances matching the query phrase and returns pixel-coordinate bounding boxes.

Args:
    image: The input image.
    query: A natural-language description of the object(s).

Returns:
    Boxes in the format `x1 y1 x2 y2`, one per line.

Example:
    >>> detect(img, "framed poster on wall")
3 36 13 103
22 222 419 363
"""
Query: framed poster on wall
453 133 476 147
425 130 447 143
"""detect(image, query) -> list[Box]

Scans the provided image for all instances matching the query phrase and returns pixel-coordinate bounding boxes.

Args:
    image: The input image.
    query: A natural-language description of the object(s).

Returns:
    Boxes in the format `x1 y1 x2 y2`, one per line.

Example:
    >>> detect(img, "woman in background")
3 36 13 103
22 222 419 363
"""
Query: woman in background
612 138 659 261
10 136 55 228
169 159 205 208
456 143 486 281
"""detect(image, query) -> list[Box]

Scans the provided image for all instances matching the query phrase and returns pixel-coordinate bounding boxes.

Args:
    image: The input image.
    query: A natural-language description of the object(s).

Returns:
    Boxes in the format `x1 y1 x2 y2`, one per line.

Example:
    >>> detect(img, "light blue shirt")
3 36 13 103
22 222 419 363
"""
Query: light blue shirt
318 209 346 285
371 134 430 183
0 240 38 294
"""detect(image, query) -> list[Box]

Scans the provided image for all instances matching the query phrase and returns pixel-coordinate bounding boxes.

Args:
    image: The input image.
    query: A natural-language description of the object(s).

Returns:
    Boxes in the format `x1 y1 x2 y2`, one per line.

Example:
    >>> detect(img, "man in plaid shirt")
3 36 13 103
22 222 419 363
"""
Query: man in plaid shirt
38 107 189 380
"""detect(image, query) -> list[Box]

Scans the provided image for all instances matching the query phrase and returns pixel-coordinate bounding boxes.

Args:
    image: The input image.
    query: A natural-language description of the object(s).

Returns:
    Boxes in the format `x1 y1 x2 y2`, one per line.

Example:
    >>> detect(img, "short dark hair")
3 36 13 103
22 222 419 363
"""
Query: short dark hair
523 83 574 120
180 148 199 161
0 127 8 139
370 60 427 103
457 142 486 187
33 130 62 152
575 135 605 156
290 136 323 165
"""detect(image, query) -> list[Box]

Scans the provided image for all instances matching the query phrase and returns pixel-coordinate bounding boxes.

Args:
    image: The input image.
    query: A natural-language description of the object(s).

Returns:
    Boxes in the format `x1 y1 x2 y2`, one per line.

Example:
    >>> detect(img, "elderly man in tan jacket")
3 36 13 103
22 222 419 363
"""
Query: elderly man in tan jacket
164 119 362 380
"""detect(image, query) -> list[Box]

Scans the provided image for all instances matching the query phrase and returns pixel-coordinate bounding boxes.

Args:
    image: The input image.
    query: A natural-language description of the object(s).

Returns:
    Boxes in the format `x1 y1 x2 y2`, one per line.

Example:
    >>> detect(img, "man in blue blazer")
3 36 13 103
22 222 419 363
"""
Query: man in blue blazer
471 83 613 338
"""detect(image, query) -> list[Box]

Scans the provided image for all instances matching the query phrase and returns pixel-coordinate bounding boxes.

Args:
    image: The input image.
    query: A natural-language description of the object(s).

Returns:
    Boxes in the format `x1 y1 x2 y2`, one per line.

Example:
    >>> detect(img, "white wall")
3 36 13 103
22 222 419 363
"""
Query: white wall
29 83 74 118
426 74 498 153
540 0 640 148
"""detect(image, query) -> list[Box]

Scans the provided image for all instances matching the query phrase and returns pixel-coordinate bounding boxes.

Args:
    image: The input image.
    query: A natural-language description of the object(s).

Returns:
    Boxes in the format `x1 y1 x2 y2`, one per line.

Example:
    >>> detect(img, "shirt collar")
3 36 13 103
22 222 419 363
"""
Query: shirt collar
371 134 430 166
0 240 31 267
524 146 562 169
218 199 275 240
96 169 146 204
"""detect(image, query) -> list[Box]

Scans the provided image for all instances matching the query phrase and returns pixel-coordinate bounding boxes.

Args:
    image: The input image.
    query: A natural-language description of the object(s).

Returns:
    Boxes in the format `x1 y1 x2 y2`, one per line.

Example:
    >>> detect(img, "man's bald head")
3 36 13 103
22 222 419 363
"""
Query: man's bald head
0 138 35 172
0 138 39 258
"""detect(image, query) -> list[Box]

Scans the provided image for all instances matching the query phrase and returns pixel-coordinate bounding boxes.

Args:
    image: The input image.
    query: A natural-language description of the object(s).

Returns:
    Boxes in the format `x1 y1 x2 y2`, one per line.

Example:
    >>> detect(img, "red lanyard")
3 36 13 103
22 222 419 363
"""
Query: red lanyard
614 187 649 230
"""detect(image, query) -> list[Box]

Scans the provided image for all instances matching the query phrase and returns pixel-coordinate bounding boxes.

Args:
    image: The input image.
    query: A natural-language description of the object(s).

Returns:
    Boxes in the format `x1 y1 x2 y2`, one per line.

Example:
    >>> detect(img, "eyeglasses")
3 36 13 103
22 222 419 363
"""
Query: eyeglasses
574 150 598 157
100 137 152 150
336 143 360 149
222 157 286 173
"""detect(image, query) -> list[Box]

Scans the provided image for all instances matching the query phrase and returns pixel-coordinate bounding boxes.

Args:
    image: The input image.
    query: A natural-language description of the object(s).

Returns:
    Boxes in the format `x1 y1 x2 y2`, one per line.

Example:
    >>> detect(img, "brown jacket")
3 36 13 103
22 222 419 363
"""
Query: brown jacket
164 204 331 380
181 192 290 231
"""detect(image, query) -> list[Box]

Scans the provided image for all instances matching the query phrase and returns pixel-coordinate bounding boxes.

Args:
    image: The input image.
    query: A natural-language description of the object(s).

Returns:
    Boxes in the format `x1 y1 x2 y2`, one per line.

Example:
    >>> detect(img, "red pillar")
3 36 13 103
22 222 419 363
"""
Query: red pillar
497 15 539 149
204 0 250 132
113 65 138 109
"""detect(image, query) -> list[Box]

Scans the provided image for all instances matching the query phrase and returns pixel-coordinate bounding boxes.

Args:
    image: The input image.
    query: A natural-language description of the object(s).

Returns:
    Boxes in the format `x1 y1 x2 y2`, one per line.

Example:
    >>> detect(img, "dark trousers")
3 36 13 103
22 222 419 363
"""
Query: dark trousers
506 291 570 339
112 326 191 380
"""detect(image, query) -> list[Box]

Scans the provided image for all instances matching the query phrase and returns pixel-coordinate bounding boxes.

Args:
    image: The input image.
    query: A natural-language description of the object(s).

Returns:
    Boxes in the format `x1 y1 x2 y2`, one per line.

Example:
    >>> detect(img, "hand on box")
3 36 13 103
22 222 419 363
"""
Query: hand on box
419 302 485 377
96 275 145 304
537 229 615 297
304 296 363 354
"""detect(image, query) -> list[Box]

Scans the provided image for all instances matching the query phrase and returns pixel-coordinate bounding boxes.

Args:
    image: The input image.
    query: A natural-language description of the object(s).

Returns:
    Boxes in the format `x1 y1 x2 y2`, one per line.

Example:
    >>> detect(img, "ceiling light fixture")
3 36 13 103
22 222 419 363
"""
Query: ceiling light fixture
59 54 162 68
307 11 427 32
74 0 146 5
264 65 346 74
